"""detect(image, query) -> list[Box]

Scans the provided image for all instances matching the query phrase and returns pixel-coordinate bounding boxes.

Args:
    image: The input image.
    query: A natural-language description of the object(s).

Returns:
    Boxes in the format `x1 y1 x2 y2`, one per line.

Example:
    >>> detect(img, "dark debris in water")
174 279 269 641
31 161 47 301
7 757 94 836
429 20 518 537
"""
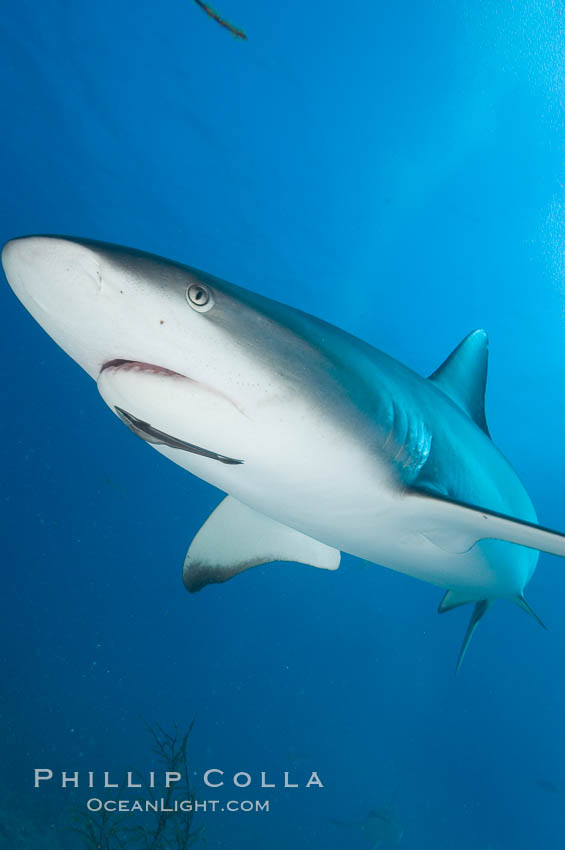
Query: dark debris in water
193 0 248 40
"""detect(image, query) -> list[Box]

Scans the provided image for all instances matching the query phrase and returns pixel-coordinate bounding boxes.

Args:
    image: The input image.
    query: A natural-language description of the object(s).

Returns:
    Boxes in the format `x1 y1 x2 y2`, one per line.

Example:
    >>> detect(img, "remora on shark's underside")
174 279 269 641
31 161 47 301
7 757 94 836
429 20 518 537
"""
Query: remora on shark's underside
2 236 562 669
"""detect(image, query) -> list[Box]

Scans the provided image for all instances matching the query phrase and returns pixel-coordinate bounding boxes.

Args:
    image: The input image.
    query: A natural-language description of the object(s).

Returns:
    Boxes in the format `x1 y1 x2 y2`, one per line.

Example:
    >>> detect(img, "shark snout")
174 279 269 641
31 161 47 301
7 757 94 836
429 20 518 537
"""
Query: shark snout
1 235 128 379
2 237 44 302
2 236 103 309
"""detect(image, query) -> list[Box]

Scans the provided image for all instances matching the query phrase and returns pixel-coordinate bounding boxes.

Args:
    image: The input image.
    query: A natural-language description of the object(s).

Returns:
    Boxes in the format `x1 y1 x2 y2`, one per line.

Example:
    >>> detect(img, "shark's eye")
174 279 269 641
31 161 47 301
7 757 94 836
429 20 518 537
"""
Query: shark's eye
186 282 214 313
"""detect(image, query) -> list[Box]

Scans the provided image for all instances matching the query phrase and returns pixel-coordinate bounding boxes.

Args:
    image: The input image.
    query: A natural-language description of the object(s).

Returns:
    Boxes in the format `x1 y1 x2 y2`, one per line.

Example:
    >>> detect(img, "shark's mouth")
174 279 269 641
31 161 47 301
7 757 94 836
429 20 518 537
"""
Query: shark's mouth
100 360 244 466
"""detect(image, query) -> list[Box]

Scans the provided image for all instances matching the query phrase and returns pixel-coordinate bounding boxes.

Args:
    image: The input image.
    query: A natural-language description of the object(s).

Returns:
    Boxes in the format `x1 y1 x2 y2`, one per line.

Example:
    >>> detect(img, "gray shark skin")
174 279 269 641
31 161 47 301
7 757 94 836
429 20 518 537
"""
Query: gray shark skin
3 235 564 668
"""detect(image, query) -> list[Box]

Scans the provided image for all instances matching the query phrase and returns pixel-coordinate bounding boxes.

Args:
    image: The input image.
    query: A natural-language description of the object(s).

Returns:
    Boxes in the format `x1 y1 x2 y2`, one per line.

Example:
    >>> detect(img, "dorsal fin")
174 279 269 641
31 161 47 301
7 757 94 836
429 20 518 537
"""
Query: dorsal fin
428 329 490 436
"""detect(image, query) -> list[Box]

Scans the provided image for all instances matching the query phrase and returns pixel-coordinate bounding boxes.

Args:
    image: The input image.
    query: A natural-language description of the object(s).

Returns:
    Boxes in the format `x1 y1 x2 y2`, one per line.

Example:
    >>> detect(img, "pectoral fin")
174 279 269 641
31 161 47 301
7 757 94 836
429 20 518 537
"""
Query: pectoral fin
183 496 341 592
410 487 565 559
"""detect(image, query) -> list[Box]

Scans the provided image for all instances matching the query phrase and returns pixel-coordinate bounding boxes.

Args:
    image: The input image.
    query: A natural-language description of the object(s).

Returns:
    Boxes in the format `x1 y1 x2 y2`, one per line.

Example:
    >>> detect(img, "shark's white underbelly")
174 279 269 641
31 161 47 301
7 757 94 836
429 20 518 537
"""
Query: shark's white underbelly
96 360 537 600
154 438 534 599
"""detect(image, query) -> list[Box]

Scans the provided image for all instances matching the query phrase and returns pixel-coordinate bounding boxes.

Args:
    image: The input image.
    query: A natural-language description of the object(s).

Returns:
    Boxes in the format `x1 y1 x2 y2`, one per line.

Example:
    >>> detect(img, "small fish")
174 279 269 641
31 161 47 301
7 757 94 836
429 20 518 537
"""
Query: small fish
193 0 247 40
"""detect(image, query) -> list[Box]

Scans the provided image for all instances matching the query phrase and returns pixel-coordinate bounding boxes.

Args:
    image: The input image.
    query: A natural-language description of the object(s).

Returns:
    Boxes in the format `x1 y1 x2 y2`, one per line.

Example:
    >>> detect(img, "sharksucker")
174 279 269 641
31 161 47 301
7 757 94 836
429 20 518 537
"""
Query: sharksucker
114 406 244 465
99 358 246 466
3 234 564 671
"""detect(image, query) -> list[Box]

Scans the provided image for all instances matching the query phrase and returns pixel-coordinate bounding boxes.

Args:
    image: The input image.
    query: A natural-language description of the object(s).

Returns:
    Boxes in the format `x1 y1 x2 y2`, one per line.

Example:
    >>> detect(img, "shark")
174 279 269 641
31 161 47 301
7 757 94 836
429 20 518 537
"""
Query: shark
331 805 404 848
3 235 565 669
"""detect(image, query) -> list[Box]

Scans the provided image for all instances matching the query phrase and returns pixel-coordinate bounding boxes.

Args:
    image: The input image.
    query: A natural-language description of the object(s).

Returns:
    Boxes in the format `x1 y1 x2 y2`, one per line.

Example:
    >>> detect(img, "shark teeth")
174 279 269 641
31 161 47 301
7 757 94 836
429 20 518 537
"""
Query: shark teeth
101 359 188 379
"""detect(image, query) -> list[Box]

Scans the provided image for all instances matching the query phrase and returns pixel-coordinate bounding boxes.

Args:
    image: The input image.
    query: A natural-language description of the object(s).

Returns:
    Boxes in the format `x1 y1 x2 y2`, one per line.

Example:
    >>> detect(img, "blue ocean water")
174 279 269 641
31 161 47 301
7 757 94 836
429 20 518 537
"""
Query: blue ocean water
1 1 564 847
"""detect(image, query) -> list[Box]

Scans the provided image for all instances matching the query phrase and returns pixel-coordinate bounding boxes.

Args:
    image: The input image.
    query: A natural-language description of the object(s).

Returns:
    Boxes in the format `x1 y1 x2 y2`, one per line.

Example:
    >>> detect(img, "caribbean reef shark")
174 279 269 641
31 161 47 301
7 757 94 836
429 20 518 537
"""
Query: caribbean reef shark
331 805 404 848
3 236 564 669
